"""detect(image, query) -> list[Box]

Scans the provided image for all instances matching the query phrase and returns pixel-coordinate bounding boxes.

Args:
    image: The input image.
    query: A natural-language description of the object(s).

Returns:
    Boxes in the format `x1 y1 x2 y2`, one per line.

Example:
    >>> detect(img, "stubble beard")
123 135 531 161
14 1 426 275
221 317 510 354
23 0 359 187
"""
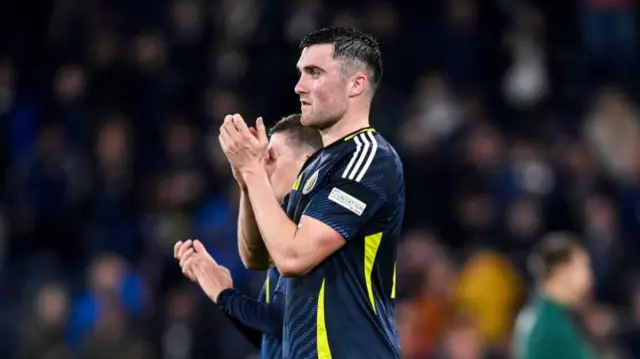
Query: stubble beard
302 106 346 131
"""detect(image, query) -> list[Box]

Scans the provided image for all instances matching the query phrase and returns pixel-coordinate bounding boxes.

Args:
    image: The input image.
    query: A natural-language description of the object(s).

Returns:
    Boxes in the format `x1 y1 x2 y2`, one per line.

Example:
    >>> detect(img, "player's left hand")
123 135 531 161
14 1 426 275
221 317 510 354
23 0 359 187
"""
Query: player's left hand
219 114 268 174
185 240 234 303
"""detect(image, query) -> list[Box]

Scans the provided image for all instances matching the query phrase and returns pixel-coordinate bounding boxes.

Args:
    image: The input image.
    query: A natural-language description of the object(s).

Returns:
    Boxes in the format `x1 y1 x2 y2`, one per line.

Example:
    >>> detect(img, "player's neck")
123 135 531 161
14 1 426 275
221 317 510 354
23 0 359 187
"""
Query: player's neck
320 108 370 147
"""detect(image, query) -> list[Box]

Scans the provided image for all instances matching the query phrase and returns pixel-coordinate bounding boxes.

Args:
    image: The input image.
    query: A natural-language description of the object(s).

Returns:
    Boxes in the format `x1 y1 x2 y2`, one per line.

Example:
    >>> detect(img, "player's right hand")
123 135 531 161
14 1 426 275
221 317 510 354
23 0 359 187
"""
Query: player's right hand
229 117 268 191
254 117 269 148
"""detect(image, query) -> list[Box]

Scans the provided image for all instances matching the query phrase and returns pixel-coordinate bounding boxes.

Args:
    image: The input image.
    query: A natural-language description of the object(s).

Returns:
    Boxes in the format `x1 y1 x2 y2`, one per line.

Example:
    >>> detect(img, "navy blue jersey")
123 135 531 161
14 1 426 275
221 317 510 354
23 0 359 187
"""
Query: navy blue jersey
282 128 404 359
256 267 285 359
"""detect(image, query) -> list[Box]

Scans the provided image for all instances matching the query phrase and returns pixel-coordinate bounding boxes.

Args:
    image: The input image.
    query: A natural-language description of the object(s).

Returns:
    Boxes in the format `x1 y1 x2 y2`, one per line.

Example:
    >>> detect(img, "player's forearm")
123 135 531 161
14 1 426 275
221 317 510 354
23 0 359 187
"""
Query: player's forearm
217 288 284 338
243 168 304 273
225 315 263 348
237 189 271 269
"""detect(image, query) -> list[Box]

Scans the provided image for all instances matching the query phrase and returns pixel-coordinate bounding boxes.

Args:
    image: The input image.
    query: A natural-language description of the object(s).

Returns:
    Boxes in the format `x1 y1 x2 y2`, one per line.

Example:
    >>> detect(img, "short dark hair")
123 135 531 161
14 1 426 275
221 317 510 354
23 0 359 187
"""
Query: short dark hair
269 114 322 152
300 27 383 91
528 232 583 280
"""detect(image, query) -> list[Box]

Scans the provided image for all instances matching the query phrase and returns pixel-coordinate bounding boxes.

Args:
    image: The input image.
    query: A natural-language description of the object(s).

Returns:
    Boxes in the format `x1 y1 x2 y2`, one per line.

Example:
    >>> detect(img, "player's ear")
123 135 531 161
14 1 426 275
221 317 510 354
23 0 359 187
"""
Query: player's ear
348 72 367 98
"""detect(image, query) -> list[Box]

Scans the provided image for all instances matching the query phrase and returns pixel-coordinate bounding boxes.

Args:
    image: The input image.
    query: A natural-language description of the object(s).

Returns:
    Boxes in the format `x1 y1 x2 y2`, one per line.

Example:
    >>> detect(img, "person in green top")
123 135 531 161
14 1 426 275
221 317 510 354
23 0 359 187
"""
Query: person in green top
512 231 599 359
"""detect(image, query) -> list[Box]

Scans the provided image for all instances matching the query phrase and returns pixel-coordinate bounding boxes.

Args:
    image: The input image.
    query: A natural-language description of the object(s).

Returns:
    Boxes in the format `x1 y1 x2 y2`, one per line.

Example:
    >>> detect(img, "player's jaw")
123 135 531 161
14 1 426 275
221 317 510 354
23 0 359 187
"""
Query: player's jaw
299 101 315 126
300 103 346 131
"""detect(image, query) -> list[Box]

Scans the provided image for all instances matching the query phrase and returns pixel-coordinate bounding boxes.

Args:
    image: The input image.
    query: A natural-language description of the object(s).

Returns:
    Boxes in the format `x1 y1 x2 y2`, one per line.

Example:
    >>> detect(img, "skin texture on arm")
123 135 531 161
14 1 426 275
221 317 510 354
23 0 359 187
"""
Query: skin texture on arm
234 130 391 277
237 187 271 270
228 114 324 274
219 114 346 276
233 120 271 270
242 167 345 276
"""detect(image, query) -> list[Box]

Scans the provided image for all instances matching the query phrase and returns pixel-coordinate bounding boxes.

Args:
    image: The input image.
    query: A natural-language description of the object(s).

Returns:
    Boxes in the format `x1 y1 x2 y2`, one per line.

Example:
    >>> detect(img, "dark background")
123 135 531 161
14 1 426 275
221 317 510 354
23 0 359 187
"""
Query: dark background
0 0 638 358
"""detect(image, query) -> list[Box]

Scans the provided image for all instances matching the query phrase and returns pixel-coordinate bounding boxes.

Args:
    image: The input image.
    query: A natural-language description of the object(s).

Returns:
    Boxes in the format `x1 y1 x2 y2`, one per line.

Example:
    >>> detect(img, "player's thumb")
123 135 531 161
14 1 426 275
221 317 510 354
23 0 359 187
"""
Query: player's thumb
256 117 268 144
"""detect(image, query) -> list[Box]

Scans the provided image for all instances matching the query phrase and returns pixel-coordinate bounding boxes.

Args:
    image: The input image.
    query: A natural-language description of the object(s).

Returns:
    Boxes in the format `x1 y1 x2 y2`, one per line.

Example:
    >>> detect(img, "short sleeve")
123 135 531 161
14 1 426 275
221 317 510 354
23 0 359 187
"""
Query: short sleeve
303 148 393 241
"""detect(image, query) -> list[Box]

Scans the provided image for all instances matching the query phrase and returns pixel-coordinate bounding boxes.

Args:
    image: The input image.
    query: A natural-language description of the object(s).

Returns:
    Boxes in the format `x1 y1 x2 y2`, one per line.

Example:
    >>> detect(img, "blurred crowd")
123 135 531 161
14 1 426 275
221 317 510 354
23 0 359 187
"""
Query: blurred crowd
0 0 638 358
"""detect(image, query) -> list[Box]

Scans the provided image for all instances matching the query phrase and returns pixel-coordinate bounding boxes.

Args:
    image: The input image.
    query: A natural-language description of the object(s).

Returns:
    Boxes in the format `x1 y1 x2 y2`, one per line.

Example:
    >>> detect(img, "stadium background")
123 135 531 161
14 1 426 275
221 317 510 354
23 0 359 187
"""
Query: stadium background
0 0 638 358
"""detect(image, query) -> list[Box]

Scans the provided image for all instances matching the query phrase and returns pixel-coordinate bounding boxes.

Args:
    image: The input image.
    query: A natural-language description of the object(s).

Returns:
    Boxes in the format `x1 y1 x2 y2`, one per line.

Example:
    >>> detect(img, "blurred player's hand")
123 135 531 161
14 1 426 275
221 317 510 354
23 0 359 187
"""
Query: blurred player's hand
174 239 197 281
186 240 233 303
219 114 268 175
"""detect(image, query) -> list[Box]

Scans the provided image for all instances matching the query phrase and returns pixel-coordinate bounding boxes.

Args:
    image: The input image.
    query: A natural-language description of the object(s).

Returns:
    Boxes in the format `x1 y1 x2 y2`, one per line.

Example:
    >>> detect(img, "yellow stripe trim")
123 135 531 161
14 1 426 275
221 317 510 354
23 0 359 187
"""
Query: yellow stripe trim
292 175 302 190
344 128 376 141
364 232 383 313
391 263 396 299
317 278 332 359
265 275 270 303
